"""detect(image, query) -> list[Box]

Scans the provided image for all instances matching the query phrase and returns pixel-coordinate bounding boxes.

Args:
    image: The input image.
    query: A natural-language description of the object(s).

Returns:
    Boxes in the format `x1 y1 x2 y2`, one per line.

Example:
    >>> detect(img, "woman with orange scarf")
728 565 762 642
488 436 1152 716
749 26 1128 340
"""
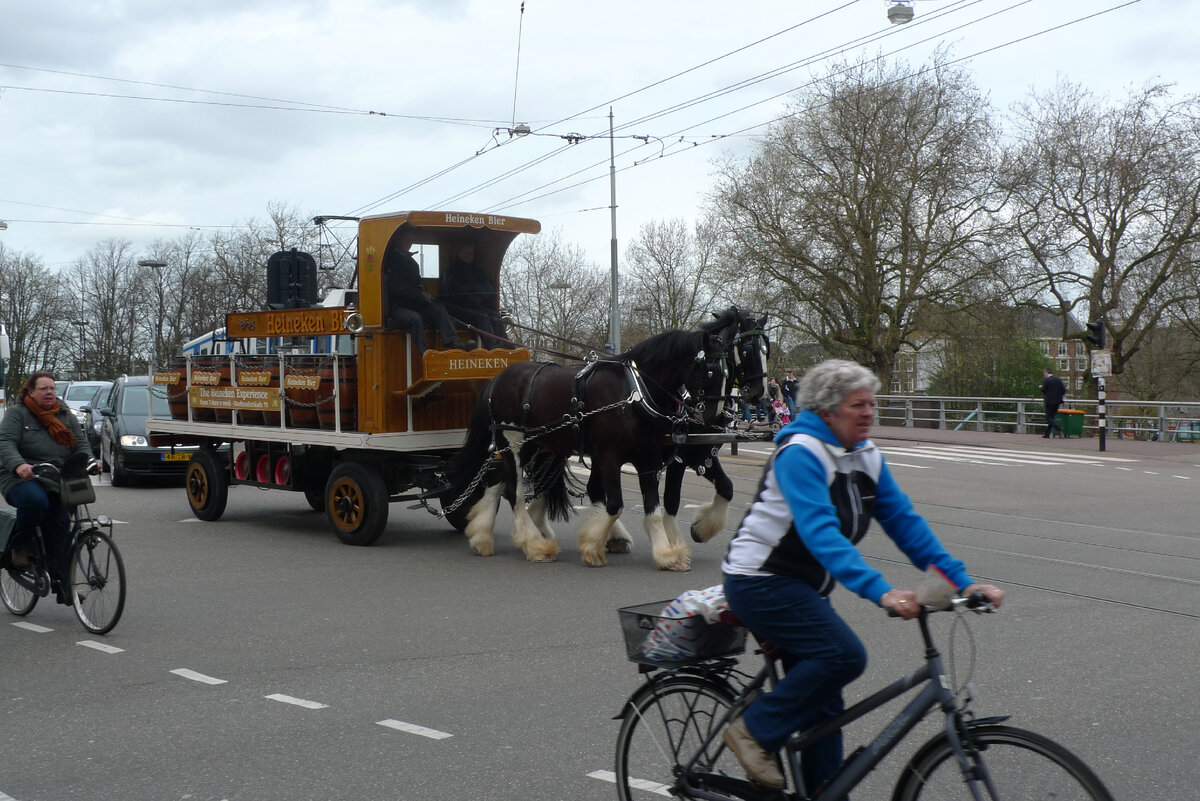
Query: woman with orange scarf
0 371 94 603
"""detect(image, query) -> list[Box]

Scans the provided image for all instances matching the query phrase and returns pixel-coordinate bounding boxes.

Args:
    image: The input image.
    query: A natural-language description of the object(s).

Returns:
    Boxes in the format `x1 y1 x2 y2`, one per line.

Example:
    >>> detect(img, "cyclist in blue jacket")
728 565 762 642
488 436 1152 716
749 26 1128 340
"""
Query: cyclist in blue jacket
721 359 1004 792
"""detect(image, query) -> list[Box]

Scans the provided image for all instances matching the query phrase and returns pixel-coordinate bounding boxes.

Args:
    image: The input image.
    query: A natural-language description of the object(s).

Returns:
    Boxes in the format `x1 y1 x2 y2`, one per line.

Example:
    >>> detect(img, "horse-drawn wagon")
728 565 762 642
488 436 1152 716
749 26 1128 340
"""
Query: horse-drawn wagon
147 209 771 562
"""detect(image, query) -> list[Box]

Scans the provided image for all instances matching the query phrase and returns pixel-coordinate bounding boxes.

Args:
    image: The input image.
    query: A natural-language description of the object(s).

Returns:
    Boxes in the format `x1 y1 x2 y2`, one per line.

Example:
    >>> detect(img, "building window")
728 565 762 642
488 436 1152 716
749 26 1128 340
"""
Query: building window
890 379 901 394
898 354 914 373
1057 342 1068 356
905 379 915 393
1058 358 1070 372
1040 341 1050 356
1076 357 1088 372
1074 377 1084 391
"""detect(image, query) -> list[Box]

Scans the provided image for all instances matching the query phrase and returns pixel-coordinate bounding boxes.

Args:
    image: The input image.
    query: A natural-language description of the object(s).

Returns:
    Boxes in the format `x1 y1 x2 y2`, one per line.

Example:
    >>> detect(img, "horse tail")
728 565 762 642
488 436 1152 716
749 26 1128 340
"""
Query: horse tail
444 378 497 500
523 449 582 522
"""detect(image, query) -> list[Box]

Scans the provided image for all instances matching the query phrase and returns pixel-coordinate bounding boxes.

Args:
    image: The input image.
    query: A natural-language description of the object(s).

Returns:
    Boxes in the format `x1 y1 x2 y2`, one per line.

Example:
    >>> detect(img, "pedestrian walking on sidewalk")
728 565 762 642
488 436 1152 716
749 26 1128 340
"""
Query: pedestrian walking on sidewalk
1039 368 1066 438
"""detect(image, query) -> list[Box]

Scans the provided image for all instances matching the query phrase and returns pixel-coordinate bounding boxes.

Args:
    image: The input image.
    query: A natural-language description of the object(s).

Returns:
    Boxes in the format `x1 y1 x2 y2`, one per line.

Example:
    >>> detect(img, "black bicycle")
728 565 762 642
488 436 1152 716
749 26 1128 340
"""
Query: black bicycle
614 595 1113 801
0 452 126 635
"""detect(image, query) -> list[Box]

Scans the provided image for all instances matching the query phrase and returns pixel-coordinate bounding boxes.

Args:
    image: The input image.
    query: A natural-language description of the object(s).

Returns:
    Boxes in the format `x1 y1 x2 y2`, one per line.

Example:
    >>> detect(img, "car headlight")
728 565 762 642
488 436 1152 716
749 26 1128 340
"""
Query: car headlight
119 434 149 447
73 409 87 422
92 420 103 434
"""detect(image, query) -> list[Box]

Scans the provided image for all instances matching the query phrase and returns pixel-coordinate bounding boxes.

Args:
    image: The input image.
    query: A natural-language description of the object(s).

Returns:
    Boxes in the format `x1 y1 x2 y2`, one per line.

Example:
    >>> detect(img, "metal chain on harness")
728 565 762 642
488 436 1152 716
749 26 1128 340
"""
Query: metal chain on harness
434 393 638 518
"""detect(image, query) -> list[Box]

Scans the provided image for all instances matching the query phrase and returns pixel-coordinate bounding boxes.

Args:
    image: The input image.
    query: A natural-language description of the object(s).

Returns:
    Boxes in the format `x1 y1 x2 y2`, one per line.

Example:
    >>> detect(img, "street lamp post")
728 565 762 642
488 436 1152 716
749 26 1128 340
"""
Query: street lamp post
138 259 168 373
71 319 86 379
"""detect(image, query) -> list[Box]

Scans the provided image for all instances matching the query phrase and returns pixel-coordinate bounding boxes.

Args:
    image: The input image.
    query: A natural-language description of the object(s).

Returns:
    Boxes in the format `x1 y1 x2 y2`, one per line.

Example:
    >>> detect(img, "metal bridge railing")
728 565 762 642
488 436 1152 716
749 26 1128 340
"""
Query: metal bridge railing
874 395 1200 443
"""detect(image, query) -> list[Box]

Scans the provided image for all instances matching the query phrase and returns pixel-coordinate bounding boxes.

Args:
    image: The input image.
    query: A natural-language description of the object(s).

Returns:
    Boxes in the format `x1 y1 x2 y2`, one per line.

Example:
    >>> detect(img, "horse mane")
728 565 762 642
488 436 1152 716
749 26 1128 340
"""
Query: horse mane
621 328 708 368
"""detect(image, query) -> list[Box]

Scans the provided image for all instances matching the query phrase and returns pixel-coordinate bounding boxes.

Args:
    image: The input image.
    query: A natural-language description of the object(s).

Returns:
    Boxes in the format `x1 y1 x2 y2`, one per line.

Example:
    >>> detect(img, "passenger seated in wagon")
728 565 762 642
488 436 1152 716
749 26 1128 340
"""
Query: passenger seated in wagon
441 238 509 349
383 225 471 353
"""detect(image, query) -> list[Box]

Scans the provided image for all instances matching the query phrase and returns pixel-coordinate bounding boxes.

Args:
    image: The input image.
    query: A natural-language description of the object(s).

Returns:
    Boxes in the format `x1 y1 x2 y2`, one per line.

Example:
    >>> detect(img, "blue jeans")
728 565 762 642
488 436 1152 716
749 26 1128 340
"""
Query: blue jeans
723 573 867 793
5 479 71 585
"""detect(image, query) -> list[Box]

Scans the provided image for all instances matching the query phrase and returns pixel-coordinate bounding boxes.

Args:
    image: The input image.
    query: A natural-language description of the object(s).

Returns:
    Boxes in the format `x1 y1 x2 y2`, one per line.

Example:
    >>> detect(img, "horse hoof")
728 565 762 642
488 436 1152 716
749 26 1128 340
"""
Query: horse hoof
605 540 631 554
528 555 557 563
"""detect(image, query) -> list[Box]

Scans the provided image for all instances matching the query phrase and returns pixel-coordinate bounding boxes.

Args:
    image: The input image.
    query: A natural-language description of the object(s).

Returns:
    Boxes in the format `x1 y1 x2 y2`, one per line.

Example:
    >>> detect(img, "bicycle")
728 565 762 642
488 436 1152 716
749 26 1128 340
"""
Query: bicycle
0 452 126 635
614 594 1114 801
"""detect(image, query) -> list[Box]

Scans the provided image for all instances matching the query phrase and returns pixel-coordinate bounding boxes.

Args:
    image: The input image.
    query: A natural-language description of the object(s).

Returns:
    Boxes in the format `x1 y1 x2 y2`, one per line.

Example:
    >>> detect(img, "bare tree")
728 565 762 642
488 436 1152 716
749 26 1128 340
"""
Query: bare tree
1000 81 1200 386
500 228 608 360
623 218 717 336
0 245 76 390
708 53 1004 387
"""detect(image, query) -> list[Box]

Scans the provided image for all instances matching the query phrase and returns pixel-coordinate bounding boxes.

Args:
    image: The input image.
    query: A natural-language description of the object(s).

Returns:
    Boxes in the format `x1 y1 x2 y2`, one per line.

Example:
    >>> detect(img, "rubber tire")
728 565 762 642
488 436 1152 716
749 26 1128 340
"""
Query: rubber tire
0 566 39 616
304 487 327 512
892 724 1115 801
186 450 229 522
614 675 742 801
325 462 389 546
110 450 129 487
68 529 126 635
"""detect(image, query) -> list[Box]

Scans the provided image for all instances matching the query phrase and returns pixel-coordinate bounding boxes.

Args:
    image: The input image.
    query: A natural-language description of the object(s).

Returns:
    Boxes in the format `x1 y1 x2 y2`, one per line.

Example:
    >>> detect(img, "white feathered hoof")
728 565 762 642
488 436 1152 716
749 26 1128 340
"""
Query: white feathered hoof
653 544 692 572
524 537 560 563
690 497 729 543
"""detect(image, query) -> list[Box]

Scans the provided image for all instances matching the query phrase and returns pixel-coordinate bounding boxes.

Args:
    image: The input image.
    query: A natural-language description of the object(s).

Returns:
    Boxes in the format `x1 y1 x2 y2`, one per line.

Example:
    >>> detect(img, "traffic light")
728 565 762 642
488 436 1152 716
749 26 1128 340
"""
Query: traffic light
1085 319 1106 349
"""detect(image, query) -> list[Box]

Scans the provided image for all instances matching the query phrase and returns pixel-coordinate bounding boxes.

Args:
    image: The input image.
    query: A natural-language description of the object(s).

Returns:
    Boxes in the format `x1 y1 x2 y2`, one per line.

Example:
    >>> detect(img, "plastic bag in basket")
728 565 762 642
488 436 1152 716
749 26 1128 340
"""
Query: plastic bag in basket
640 585 729 662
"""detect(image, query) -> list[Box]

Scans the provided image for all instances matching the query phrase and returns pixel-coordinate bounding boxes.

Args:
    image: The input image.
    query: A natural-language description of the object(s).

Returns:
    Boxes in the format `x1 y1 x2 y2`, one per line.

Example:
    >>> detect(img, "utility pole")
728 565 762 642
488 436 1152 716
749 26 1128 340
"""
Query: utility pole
608 107 620 354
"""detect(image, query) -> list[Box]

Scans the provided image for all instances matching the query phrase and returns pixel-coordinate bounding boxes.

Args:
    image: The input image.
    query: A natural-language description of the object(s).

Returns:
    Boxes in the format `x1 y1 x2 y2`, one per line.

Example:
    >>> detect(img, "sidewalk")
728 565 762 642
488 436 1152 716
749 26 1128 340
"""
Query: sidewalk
869 423 1200 463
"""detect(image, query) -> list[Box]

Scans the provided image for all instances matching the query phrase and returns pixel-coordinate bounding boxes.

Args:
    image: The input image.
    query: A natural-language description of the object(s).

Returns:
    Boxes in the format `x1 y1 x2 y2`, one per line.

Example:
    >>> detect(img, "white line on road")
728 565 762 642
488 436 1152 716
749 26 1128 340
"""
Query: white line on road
78 640 124 654
0 789 18 800
587 769 670 796
265 693 328 709
376 719 453 739
171 668 228 685
884 461 933 469
12 622 52 633
1172 475 1191 480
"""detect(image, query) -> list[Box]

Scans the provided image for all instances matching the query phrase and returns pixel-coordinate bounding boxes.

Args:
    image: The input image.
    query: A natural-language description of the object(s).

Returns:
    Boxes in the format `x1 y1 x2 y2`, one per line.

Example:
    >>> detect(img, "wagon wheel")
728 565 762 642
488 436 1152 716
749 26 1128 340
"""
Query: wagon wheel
187 450 229 521
325 462 389 546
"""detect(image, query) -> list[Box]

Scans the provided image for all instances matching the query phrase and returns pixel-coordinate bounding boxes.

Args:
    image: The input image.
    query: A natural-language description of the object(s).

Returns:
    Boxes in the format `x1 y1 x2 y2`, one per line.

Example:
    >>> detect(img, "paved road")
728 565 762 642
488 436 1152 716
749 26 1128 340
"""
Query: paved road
1 427 1196 800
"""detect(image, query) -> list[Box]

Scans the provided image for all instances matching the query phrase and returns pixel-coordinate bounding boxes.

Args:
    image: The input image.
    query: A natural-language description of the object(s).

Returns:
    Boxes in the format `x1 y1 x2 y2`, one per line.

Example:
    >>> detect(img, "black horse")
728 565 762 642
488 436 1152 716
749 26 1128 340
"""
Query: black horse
600 309 769 559
443 313 739 569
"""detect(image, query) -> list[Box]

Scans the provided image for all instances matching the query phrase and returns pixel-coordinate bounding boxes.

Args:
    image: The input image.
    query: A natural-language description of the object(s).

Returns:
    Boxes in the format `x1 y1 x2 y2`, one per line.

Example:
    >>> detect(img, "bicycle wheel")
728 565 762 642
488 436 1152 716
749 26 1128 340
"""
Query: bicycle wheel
615 674 744 801
67 529 126 635
893 723 1114 801
0 567 39 616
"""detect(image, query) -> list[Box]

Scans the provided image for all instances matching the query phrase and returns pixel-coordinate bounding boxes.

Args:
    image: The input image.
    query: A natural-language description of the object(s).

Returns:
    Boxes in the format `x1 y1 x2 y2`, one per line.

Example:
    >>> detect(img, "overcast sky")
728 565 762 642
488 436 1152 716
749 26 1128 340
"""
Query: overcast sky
0 0 1193 272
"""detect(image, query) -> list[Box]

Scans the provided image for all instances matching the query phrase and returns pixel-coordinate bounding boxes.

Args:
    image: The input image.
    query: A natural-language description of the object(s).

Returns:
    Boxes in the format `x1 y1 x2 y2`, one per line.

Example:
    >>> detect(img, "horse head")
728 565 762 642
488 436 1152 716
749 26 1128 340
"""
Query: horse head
706 307 769 405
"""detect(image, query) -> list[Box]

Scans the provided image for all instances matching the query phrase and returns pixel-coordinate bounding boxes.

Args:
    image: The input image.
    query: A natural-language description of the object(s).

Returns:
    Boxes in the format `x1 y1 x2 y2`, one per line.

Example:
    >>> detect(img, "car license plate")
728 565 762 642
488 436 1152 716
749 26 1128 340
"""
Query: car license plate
162 452 192 462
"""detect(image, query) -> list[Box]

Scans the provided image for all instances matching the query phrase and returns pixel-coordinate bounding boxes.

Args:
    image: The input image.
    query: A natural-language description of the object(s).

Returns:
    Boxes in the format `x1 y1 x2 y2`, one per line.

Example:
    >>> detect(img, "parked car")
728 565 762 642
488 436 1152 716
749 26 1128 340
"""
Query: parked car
63 380 112 427
81 380 116 456
100 375 199 486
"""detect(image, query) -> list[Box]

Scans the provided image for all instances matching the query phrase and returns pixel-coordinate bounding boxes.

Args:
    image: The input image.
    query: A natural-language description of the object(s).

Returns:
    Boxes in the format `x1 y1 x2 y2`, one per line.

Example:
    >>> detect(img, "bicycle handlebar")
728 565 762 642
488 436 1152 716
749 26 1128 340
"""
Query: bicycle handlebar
886 592 996 617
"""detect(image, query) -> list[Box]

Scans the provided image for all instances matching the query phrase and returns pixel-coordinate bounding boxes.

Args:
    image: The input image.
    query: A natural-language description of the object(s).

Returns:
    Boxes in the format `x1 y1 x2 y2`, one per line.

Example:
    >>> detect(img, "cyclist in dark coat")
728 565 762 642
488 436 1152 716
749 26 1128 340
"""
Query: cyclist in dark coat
0 371 93 602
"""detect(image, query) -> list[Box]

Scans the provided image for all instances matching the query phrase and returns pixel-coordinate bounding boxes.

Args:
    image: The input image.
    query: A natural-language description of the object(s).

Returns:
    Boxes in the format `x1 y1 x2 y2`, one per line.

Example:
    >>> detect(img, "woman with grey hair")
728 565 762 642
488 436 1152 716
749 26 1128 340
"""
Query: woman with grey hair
721 359 1004 792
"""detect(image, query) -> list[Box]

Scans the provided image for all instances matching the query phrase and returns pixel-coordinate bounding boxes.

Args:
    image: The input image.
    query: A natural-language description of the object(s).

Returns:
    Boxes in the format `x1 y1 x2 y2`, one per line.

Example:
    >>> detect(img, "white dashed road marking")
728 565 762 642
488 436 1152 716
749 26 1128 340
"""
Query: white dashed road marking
171 668 228 685
12 622 52 633
78 640 124 654
376 719 453 739
265 693 328 709
587 769 670 796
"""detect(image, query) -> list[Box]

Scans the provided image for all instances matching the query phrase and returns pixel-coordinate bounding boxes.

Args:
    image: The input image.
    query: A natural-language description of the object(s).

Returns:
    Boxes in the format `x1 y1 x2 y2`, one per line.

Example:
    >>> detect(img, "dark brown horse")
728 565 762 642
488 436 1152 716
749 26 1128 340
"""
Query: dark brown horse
443 314 742 569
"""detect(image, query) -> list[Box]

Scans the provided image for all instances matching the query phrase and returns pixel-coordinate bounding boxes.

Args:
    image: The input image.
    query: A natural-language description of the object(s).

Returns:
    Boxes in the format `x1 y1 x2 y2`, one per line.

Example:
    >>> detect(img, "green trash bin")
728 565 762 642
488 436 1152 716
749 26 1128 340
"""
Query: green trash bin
1056 409 1085 438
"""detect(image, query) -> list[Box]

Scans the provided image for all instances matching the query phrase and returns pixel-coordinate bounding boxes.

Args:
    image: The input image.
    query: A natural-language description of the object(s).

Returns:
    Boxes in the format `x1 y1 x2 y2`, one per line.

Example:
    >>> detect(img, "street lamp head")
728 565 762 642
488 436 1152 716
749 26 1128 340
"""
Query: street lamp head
138 259 168 269
887 2 914 24
0 220 8 231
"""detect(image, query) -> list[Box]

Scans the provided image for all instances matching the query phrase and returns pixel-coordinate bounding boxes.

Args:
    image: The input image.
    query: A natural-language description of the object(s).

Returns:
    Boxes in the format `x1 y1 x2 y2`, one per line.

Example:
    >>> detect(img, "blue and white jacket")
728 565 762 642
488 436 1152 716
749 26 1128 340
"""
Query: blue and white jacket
722 410 972 604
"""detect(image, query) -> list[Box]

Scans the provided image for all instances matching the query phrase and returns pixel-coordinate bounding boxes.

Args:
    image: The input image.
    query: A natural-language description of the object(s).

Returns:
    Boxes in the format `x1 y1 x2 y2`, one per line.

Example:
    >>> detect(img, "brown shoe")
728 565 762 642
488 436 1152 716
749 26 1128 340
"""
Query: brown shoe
9 549 33 570
722 718 784 789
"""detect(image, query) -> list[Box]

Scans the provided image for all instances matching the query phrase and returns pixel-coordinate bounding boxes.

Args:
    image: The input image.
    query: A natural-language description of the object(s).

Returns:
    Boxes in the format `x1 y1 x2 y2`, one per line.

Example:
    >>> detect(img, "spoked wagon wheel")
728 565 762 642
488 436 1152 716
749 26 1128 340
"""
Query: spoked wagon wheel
187 450 229 521
325 462 389 546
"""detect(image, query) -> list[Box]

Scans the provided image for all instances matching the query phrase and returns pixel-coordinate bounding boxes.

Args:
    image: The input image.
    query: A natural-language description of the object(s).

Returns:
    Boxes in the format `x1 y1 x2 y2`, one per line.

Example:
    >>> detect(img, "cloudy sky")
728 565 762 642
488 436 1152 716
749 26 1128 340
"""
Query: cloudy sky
0 0 1193 271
